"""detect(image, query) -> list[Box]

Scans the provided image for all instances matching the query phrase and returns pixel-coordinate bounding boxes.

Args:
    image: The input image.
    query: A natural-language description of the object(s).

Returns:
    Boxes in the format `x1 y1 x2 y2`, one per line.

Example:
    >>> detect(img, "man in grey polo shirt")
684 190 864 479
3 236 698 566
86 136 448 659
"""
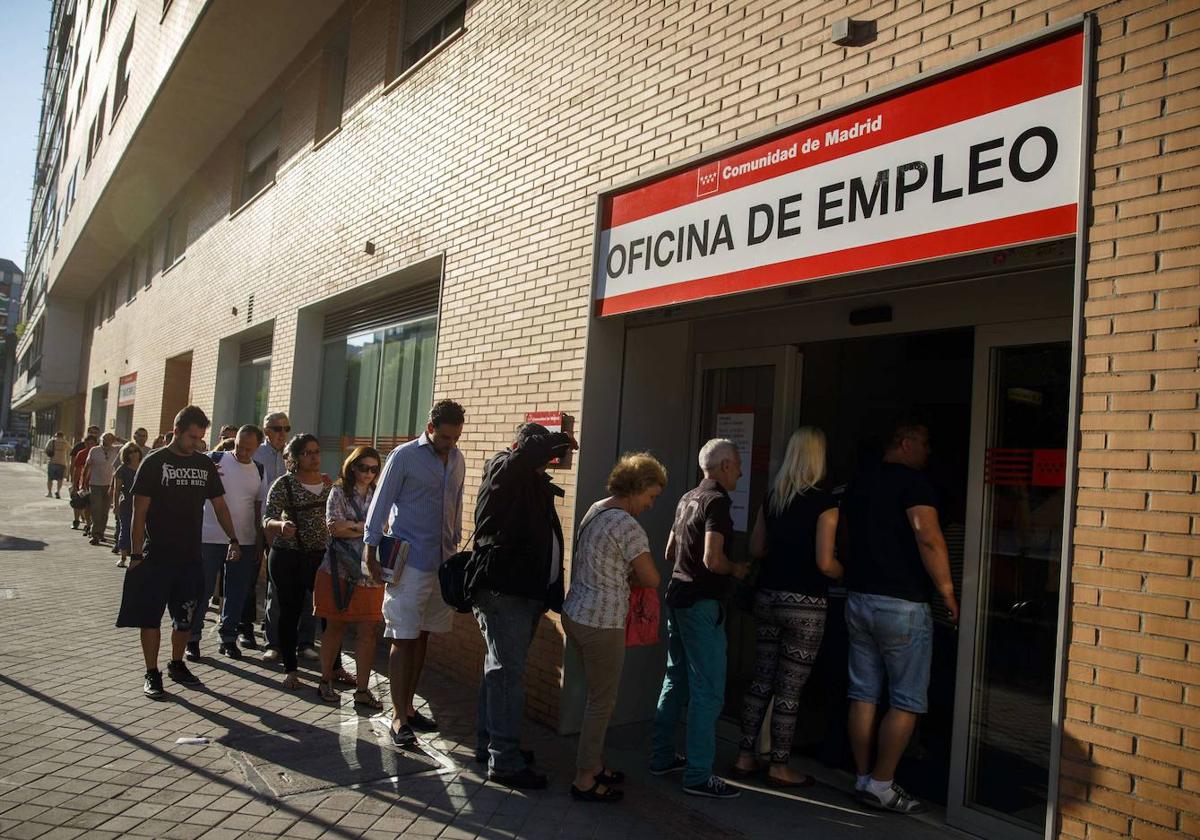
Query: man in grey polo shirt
85 433 121 546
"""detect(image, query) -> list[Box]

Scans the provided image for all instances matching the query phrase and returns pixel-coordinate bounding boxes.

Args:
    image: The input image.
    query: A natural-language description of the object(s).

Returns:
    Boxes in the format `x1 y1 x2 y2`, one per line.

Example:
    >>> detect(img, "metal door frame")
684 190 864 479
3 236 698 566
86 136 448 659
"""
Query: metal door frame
947 318 1072 840
689 347 802 501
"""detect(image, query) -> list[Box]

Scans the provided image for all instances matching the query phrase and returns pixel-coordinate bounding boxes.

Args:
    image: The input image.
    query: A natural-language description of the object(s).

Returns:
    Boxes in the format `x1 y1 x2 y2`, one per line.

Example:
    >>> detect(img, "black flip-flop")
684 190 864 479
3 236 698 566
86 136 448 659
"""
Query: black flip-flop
595 768 625 785
570 781 624 803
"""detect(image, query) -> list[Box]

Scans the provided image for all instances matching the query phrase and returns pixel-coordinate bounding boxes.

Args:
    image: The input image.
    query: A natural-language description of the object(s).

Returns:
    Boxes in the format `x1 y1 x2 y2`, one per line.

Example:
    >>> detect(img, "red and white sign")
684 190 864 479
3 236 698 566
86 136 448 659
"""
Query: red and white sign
117 373 137 407
524 411 570 466
594 32 1084 317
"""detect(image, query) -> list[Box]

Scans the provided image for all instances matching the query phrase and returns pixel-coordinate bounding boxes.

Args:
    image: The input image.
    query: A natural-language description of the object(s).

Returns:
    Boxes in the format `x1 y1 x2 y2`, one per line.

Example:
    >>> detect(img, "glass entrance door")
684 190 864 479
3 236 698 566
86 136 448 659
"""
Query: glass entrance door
692 347 800 714
950 321 1072 839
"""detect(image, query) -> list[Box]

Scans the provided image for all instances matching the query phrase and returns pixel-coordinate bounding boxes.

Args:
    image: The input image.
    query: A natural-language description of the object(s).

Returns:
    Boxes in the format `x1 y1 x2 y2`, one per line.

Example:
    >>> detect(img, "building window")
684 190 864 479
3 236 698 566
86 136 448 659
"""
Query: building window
391 1 466 81
163 210 186 267
315 28 350 141
124 258 136 303
144 232 158 288
78 58 89 111
239 112 280 206
96 88 107 142
106 275 118 319
99 0 114 46
113 23 134 117
318 315 436 472
86 88 107 167
236 356 271 428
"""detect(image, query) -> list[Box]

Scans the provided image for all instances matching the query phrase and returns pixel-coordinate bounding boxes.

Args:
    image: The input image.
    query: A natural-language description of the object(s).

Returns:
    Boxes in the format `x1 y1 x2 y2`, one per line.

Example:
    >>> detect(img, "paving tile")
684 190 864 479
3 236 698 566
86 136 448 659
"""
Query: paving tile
0 463 954 840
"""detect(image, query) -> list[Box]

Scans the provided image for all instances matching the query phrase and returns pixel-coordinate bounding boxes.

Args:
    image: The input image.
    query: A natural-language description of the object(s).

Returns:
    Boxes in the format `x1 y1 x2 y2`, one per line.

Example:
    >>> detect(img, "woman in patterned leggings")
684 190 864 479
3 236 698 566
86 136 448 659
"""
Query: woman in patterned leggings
732 427 842 788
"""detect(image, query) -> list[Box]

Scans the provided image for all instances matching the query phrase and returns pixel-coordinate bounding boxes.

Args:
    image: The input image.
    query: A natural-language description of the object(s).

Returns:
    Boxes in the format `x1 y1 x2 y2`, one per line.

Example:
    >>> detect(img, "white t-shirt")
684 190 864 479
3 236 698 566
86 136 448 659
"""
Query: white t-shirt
202 454 268 545
562 504 651 630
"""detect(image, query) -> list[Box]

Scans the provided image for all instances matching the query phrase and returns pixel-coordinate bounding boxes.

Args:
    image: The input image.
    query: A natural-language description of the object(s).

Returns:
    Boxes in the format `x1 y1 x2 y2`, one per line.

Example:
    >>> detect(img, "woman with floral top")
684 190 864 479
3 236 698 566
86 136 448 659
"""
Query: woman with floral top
314 445 386 706
263 433 331 689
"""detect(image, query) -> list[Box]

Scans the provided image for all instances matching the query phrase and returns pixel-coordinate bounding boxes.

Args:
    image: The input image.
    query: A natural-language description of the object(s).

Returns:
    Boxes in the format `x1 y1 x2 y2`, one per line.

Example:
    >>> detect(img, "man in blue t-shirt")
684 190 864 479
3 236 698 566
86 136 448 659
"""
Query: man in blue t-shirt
650 438 749 801
842 419 958 815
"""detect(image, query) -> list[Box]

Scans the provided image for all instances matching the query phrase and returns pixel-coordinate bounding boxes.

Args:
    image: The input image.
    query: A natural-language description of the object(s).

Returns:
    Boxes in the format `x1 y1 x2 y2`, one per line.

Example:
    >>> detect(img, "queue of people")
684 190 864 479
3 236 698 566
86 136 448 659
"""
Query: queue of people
77 396 952 815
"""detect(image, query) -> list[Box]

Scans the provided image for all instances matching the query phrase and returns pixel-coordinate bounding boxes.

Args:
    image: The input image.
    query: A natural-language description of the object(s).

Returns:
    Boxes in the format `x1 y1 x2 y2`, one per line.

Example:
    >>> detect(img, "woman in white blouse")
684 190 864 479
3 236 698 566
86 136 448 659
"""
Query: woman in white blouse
562 453 666 803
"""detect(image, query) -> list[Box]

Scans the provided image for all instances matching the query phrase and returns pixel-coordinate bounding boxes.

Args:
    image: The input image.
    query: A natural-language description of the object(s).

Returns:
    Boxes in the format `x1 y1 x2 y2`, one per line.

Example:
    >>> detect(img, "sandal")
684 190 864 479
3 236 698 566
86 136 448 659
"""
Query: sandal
333 668 357 687
317 680 339 702
595 768 625 785
766 773 815 789
570 780 624 803
282 672 301 690
729 762 761 779
353 689 384 710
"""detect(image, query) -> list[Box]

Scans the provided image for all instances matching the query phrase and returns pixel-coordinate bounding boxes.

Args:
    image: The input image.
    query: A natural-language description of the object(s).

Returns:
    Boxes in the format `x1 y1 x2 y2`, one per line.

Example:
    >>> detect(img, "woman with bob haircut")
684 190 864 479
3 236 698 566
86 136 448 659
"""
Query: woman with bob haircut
562 452 667 803
732 426 842 788
313 445 386 707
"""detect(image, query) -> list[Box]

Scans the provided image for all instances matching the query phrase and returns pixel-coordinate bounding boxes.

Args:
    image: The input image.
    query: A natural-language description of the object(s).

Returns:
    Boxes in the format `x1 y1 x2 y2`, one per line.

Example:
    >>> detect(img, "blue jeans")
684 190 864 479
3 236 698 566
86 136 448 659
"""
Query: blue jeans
845 592 933 714
651 600 727 786
193 543 258 644
116 510 132 552
473 589 544 775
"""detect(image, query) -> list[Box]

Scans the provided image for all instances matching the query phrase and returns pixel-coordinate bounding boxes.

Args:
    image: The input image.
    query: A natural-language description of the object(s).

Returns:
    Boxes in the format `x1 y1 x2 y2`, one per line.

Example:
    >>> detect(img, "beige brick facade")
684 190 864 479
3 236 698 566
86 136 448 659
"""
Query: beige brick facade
20 1 1200 837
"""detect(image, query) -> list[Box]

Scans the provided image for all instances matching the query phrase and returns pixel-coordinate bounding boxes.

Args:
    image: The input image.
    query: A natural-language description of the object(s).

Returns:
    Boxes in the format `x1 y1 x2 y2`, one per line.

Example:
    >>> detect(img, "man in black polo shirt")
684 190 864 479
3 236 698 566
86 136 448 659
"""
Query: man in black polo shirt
650 438 749 800
842 419 958 815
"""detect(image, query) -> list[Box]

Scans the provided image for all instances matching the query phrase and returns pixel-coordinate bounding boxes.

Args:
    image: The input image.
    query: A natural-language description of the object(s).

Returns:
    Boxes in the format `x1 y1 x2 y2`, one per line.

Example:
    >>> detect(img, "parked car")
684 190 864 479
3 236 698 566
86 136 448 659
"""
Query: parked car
0 436 29 462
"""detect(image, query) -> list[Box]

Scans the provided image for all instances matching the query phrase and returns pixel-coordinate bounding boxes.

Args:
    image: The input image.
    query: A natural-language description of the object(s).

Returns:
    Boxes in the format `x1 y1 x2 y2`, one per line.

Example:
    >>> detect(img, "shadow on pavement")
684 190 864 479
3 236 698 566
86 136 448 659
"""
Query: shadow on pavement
0 535 47 551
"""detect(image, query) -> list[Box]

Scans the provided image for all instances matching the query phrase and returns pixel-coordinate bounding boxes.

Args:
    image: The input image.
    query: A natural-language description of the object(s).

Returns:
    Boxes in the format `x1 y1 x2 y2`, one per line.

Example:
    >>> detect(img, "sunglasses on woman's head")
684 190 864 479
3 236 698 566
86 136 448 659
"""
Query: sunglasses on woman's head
268 425 291 433
354 463 380 474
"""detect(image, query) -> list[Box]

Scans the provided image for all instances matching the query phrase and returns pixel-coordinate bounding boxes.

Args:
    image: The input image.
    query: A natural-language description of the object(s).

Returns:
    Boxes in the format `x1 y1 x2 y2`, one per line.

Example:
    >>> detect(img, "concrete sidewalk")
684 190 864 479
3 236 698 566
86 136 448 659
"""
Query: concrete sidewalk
0 461 959 839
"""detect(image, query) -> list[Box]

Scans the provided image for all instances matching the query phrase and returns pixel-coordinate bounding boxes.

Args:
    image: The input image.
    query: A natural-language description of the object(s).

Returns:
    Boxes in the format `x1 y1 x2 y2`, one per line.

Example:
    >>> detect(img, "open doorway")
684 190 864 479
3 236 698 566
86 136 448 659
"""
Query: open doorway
791 328 973 806
699 329 973 804
159 352 193 435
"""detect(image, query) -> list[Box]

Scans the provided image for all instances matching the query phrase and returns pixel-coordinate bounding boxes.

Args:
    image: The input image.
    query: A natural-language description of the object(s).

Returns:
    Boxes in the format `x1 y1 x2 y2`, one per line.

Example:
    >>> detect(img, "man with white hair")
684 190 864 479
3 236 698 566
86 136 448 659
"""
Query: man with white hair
649 438 749 799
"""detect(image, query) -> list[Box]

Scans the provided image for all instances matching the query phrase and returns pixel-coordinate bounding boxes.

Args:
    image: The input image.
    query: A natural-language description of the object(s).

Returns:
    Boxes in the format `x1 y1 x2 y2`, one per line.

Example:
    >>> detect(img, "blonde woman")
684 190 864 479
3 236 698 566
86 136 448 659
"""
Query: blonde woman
562 452 666 803
732 427 842 787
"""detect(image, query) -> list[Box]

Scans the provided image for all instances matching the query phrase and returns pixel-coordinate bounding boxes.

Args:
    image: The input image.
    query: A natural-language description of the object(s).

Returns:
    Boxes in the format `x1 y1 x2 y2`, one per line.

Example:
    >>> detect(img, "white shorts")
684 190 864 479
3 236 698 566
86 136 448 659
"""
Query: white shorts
382 564 453 640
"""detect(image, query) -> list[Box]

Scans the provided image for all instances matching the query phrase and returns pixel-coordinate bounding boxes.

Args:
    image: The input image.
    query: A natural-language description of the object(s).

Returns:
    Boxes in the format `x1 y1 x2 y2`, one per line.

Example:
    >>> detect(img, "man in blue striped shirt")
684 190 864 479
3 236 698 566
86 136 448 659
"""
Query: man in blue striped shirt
364 399 467 747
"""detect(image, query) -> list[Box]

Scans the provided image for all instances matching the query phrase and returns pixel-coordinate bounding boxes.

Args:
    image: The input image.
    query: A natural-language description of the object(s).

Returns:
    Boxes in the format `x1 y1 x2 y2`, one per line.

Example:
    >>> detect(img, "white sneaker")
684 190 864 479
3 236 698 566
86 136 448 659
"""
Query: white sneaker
298 645 320 661
858 782 926 814
262 648 281 663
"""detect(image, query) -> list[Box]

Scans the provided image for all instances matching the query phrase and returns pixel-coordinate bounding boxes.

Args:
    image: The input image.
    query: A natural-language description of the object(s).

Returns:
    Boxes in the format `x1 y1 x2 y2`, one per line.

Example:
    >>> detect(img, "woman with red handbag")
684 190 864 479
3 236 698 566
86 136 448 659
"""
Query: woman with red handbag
562 453 667 803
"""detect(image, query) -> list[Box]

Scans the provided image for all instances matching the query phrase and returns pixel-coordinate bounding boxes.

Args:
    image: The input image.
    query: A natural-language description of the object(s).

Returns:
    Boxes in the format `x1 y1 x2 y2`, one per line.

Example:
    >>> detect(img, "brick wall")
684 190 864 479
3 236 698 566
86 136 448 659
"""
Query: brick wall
1062 1 1200 837
62 1 1199 830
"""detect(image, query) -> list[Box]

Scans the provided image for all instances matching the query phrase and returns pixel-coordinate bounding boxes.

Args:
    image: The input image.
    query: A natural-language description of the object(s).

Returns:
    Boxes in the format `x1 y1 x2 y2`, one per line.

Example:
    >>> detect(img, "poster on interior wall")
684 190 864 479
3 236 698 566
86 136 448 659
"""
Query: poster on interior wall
715 409 753 532
117 373 137 408
593 31 1084 316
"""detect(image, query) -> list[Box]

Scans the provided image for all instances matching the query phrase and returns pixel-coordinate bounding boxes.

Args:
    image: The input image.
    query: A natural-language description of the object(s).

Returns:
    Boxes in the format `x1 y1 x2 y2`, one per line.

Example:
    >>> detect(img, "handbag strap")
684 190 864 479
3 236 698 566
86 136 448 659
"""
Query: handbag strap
573 506 623 553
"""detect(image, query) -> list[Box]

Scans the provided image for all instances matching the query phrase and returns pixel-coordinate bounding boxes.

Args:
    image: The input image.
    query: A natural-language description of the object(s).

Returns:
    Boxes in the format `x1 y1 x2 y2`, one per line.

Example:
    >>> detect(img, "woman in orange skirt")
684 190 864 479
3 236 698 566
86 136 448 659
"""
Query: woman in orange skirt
315 445 385 707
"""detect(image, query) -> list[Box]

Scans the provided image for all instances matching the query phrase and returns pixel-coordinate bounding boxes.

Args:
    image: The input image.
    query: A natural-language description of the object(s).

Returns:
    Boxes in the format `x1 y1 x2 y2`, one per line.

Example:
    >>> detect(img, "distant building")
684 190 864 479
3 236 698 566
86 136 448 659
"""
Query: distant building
0 258 29 438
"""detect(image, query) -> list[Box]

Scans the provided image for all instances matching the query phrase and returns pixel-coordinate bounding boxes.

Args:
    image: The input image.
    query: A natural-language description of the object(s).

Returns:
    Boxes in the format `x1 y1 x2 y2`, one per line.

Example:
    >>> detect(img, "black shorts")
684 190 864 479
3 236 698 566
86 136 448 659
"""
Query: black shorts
47 463 65 481
116 557 204 631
